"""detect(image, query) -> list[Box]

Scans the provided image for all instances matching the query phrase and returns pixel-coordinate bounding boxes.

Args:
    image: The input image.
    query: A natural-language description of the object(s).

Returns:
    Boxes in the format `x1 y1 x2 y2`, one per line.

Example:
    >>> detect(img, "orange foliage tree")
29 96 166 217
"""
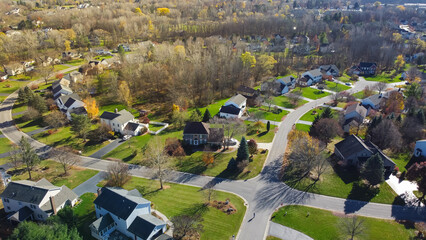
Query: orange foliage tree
202 153 214 166
83 97 99 119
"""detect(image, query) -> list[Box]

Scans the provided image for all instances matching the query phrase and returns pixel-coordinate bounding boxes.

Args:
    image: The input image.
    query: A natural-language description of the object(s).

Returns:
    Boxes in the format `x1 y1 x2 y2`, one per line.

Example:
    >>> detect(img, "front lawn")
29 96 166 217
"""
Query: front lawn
148 124 164 132
272 95 308 109
248 106 289 122
0 138 13 154
338 73 352 83
11 160 98 189
293 87 330 100
32 126 110 156
324 81 351 92
364 70 403 83
12 103 28 114
244 121 276 142
65 59 86 66
53 64 69 72
0 79 29 94
271 205 415 240
98 176 246 240
295 123 310 132
14 116 45 133
389 152 411 173
299 107 339 122
352 90 378 99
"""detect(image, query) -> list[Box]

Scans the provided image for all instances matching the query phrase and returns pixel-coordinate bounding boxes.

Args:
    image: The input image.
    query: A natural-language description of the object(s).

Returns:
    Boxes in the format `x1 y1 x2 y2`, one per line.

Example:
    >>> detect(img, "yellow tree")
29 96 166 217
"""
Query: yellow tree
241 52 256 68
392 33 402 43
118 81 132 107
64 40 71 51
396 5 405 11
384 92 404 114
174 45 186 58
202 153 214 166
83 97 99 119
134 7 143 15
157 8 170 16
394 55 405 72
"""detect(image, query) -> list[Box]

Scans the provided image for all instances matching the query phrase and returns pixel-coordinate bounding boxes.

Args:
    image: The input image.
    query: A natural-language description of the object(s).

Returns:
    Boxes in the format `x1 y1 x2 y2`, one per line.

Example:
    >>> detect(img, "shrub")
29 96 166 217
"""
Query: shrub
22 107 40 122
30 84 38 90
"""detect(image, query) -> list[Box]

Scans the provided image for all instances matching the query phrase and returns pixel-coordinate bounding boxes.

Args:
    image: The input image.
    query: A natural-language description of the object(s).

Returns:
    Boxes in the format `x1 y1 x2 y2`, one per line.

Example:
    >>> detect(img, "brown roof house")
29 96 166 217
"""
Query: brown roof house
183 122 224 146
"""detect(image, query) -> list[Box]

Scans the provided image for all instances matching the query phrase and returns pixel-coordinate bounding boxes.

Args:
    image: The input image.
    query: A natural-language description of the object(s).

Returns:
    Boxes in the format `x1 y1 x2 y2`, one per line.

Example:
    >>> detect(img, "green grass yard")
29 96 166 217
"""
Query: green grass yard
148 124 164 132
364 70 403 83
295 123 310 132
0 80 29 94
338 73 352 83
14 115 45 133
299 107 339 122
65 59 86 66
272 95 308 109
189 98 229 117
271 205 415 240
324 81 351 92
293 87 330 100
352 90 378 99
53 64 69 72
99 103 139 117
12 103 27 114
74 193 97 240
244 121 276 142
0 138 13 154
248 106 289 122
389 152 411 172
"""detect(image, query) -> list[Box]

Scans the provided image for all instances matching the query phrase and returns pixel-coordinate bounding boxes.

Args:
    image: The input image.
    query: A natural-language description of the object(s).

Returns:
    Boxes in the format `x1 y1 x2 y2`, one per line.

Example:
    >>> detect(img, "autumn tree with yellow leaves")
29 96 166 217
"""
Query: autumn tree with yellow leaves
83 97 99 119
118 81 132 107
394 55 405 72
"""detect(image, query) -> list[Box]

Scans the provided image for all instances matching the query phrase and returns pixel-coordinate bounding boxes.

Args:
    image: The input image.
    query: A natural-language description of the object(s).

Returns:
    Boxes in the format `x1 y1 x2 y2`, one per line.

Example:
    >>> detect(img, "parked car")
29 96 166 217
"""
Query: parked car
345 82 351 86
123 135 131 141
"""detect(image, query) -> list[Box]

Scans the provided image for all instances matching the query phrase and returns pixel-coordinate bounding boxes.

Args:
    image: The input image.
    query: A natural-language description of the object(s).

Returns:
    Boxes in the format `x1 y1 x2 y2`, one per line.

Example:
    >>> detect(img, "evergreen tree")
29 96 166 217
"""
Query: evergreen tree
29 95 47 113
416 109 425 125
236 136 250 162
195 108 202 118
396 114 402 123
293 0 297 8
23 86 34 103
202 109 212 122
16 136 40 180
361 154 385 186
387 112 395 120
320 107 333 119
71 114 91 141
10 221 82 240
266 121 270 132
17 88 26 103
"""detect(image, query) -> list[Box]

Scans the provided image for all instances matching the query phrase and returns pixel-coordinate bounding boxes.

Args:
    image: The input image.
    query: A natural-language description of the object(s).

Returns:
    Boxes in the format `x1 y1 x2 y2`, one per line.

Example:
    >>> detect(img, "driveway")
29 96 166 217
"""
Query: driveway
89 138 125 159
73 171 105 196
269 222 312 240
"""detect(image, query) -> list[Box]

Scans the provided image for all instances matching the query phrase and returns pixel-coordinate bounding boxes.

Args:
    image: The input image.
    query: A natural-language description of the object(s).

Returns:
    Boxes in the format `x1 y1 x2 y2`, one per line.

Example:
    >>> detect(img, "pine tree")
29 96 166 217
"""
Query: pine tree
361 153 384 186
29 95 47 113
387 112 395 120
320 107 333 119
416 109 425 125
195 108 202 118
236 136 250 162
202 109 212 122
266 121 271 132
396 114 402 123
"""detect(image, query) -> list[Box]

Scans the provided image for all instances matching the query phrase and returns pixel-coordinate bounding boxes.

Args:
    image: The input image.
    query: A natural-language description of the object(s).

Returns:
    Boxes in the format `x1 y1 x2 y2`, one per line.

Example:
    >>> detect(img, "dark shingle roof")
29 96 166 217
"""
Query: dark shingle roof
345 103 367 118
94 187 150 220
90 213 114 231
364 141 396 167
237 85 256 95
364 93 385 106
99 111 120 120
183 122 210 135
359 62 377 68
335 135 372 159
219 105 241 115
127 214 165 239
124 122 140 132
7 206 33 222
0 179 58 205
278 75 295 84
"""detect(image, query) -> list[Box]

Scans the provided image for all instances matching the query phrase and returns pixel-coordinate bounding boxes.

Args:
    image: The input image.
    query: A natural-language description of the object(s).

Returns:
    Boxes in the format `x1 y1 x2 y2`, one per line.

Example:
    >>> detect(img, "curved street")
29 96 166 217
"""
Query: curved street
0 74 424 240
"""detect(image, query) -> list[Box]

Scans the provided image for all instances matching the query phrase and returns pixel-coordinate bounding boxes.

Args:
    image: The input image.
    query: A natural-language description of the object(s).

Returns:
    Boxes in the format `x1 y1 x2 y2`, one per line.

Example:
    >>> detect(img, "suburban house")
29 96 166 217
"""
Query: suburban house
343 103 368 133
301 69 323 84
0 178 78 223
361 93 387 110
297 77 313 87
90 187 168 240
183 122 224 146
414 140 426 158
56 93 86 120
100 109 146 136
63 71 83 83
237 85 259 99
334 135 396 174
277 75 297 94
52 79 73 99
62 51 82 59
0 72 8 80
349 62 377 76
219 94 247 119
261 80 282 95
320 65 340 77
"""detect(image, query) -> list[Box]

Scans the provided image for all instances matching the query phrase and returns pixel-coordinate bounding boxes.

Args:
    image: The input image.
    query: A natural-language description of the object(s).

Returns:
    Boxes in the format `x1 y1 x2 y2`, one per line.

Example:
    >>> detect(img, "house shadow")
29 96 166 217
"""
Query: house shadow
332 164 359 184
391 197 426 222
343 182 378 214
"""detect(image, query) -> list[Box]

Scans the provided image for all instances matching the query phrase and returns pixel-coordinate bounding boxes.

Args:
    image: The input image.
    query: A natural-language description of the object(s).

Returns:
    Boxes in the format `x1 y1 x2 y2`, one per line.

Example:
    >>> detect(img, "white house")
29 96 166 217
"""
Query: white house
414 140 426 157
219 94 247 119
0 179 78 223
56 93 84 111
302 69 323 83
63 71 83 83
361 93 386 110
100 109 146 136
52 78 73 100
90 187 167 240
277 75 296 94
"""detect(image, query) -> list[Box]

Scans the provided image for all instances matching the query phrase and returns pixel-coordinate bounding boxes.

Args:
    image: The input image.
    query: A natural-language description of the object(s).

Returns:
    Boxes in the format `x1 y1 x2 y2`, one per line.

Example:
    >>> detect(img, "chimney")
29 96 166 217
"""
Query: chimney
50 196 57 215
97 188 102 196
114 108 118 113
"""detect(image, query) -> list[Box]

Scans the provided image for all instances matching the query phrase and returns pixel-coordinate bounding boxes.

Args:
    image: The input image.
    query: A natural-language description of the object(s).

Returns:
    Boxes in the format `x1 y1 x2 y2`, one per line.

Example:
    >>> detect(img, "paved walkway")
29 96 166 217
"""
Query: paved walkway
89 138 125 159
262 103 295 112
73 171 105 196
386 175 418 195
296 120 312 125
300 97 314 102
241 116 280 126
309 86 336 94
269 222 313 240
257 142 273 150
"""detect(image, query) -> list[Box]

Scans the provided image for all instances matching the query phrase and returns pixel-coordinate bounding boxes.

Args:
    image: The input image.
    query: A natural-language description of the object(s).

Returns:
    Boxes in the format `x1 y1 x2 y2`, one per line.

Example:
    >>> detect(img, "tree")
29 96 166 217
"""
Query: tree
394 54 405 72
236 136 250 162
374 82 387 94
384 91 404 114
9 145 23 169
117 45 125 59
64 40 71 51
406 161 426 204
22 107 41 122
361 154 384 186
164 138 185 157
118 81 132 107
37 65 54 85
320 107 333 119
202 186 216 205
202 153 214 166
29 95 47 113
241 52 256 68
49 206 78 229
17 87 34 104
157 8 170 16
10 221 82 240
253 111 265 122
49 147 80 175
371 119 402 151
266 121 271 132
211 117 246 149
202 109 212 122
106 161 130 187
171 214 204 240
89 124 113 142
253 121 264 132
264 95 274 111
83 97 99 119
44 110 67 129
16 137 40 180
338 216 365 240
310 118 343 146
254 55 277 81
70 114 91 141
145 138 170 189
288 91 302 106
247 139 258 158
405 83 423 100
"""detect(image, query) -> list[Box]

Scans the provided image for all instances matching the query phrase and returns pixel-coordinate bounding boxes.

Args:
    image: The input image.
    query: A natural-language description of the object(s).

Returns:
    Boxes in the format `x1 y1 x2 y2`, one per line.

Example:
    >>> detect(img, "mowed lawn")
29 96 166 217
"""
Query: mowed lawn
293 87 330 100
295 123 310 132
248 106 289 122
244 121 276 143
299 107 339 122
0 79 29 94
14 115 45 133
324 81 351 92
0 138 14 154
352 90 378 99
99 176 247 240
189 98 229 117
272 95 308 109
271 205 415 240
99 103 139 116
74 193 97 240
364 70 403 83
11 160 98 189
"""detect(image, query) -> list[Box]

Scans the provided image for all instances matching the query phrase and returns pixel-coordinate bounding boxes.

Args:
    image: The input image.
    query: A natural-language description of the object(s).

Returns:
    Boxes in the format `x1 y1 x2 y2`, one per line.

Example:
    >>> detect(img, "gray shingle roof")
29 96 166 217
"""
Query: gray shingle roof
90 213 114 232
94 187 150 220
183 122 210 135
278 75 295 84
7 206 33 222
345 103 367 118
127 214 166 239
335 135 372 159
124 122 141 132
100 110 134 125
307 69 322 77
0 179 59 205
226 94 247 107
40 185 78 212
59 93 80 107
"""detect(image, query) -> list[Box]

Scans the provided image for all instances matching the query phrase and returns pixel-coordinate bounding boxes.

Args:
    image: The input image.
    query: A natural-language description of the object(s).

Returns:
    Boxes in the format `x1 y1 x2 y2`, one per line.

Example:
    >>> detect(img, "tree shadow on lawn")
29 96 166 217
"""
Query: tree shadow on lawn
135 185 162 198
391 196 426 222
343 182 379 214
180 203 209 216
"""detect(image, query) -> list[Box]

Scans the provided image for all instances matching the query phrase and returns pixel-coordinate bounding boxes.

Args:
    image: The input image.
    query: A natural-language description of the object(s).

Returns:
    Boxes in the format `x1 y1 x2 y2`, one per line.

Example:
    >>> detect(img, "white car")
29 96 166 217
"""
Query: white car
123 135 131 141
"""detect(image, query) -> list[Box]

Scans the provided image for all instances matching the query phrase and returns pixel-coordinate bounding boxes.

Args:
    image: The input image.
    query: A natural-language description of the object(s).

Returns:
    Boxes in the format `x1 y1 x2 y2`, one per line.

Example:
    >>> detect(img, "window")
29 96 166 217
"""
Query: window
112 123 115 126
3 198 9 203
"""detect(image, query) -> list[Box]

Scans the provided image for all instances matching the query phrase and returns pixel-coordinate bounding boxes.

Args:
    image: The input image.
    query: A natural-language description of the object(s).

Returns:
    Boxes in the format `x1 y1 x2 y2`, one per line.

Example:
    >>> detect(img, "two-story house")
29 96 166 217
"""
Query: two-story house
361 92 392 110
0 178 78 223
182 122 224 146
320 65 340 77
277 75 297 94
349 62 377 76
52 79 73 100
301 69 323 84
334 135 396 174
90 187 167 240
342 103 368 133
219 94 247 119
100 109 146 136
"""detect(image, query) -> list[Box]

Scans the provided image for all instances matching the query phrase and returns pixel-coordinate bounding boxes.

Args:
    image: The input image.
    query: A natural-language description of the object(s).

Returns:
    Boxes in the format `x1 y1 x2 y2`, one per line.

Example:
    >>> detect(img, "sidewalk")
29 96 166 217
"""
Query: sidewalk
296 120 313 125
262 103 295 112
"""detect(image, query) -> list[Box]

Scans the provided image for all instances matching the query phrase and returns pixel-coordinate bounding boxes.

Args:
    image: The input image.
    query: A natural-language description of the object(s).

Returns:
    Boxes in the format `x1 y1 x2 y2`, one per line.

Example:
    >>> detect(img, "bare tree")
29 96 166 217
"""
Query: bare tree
371 119 402 151
264 94 274 111
44 110 68 129
287 91 302 107
374 82 387 94
145 138 170 189
37 65 54 85
202 186 216 205
338 216 365 240
9 145 23 169
312 152 329 182
106 161 130 187
210 117 246 149
49 147 80 175
331 91 344 105
171 214 204 240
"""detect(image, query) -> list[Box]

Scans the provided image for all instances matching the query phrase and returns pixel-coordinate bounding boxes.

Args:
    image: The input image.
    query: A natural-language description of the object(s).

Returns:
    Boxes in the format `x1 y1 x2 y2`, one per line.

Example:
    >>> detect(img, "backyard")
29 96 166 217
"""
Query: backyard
271 205 415 240
292 87 330 100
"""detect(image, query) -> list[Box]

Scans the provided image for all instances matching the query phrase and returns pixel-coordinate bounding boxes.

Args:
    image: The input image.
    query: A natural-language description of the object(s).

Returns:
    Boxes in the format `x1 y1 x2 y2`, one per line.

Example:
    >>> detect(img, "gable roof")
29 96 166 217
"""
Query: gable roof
8 206 34 222
91 213 114 232
40 185 78 212
52 78 70 89
0 179 59 205
335 135 372 159
94 187 150 220
320 65 339 74
52 84 73 96
226 94 246 106
183 122 210 135
278 75 295 84
114 110 135 125
99 111 120 120
359 62 377 68
305 69 322 77
124 122 141 132
364 93 385 106
345 103 367 118
127 214 166 240
237 85 257 95
219 105 241 115
59 93 80 106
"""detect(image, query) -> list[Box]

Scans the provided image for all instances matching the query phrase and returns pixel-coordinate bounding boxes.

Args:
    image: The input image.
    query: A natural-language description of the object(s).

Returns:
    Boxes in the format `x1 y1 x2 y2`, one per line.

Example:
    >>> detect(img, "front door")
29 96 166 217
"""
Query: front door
194 140 199 145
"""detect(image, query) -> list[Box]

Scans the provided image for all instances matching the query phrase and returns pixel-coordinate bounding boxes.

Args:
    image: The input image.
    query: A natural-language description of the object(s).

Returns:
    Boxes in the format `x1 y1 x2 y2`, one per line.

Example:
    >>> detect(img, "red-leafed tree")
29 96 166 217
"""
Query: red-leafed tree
406 161 426 204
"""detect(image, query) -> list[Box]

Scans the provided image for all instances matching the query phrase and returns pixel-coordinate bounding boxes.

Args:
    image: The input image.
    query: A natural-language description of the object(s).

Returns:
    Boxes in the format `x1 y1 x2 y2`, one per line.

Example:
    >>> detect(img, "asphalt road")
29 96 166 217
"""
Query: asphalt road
0 73 424 240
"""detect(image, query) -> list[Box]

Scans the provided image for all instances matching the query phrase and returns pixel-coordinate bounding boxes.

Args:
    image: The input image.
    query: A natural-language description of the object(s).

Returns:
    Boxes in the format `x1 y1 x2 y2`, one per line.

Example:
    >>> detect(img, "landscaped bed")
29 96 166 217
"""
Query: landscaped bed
271 205 415 240
293 87 331 100
272 95 308 109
